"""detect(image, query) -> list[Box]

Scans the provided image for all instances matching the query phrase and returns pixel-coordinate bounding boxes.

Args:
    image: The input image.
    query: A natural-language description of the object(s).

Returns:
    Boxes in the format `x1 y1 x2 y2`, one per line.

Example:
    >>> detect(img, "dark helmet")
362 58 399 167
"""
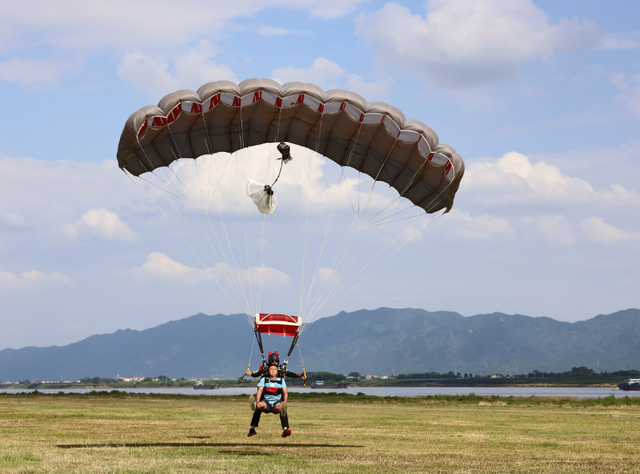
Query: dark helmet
268 351 280 365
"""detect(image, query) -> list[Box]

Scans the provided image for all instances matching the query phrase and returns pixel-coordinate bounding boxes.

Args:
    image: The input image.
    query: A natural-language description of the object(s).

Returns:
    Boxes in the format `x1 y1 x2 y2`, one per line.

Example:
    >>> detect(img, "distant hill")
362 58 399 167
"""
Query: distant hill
1 308 639 381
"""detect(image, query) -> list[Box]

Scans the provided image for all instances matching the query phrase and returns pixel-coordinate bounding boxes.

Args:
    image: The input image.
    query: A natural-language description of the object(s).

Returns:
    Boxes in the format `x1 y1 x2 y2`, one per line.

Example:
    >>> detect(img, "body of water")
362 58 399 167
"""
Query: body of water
1 386 637 398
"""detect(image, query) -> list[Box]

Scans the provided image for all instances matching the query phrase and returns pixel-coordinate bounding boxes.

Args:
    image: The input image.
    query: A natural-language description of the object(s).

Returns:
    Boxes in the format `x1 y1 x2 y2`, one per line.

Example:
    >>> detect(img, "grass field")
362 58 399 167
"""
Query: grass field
1 392 639 473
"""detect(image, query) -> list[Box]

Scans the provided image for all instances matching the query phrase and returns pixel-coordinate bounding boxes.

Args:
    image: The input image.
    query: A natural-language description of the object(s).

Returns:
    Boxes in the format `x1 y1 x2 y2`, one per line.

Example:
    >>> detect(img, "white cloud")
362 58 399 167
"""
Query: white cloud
118 40 236 98
464 151 640 208
610 72 640 120
1 212 27 229
58 208 137 241
356 0 635 88
256 26 312 37
529 140 640 186
0 157 124 205
0 1 365 54
0 1 366 87
0 56 80 87
129 252 204 282
601 184 640 206
444 209 515 240
345 73 392 101
0 150 419 304
429 146 640 247
127 252 289 287
272 57 347 90
580 217 640 243
0 269 74 290
301 0 366 19
597 33 639 50
139 144 398 217
1 1 220 53
0 155 149 262
271 57 390 98
521 214 574 247
316 267 339 284
257 26 291 37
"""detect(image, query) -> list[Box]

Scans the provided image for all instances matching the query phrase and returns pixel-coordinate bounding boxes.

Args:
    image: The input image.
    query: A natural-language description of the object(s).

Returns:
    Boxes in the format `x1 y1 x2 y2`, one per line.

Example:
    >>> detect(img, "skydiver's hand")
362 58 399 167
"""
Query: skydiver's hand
245 369 251 376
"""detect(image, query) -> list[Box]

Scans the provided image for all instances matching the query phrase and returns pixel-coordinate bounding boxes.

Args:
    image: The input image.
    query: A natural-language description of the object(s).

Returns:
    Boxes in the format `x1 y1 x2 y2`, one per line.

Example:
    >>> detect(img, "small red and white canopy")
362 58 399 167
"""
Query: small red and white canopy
255 313 301 337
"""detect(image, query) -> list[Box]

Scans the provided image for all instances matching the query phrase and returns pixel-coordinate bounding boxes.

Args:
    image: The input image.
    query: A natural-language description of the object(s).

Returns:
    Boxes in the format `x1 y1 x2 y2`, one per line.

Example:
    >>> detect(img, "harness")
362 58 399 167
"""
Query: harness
262 377 284 397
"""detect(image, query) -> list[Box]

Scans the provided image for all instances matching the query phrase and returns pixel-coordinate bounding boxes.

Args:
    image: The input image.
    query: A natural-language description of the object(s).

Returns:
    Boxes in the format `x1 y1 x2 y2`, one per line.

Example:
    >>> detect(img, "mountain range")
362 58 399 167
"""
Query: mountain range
1 307 639 381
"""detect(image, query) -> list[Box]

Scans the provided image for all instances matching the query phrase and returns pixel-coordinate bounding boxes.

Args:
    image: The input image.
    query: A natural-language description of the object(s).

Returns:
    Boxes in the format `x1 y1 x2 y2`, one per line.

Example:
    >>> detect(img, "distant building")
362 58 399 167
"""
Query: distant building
116 376 145 382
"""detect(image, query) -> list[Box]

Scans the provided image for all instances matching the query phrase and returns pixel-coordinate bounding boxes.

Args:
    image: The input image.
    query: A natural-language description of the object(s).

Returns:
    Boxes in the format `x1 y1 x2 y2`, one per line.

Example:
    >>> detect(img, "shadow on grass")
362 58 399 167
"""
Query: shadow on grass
57 442 362 449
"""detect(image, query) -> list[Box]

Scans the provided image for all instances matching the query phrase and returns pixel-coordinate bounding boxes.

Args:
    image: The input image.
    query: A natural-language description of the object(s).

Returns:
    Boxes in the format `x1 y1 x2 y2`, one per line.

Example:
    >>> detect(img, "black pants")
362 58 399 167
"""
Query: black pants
251 395 289 429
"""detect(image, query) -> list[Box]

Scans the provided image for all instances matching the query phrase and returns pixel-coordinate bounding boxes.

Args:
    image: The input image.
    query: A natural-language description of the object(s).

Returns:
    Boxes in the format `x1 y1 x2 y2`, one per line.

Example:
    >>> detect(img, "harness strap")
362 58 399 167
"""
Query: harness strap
282 330 300 368
263 377 284 396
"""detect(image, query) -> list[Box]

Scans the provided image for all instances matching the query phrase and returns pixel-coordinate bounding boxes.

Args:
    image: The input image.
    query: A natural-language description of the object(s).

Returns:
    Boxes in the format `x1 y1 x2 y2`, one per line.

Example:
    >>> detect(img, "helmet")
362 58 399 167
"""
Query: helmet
268 351 280 365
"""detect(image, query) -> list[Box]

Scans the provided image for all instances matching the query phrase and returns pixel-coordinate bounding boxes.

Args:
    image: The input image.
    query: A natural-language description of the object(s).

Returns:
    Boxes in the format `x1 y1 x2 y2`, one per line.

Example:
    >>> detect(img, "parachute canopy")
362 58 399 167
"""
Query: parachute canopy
117 78 464 214
255 313 301 337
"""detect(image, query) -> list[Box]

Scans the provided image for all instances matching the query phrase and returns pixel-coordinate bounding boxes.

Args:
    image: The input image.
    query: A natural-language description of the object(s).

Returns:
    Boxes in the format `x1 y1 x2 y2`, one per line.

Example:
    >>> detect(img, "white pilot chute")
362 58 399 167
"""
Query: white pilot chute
247 179 276 214
246 142 292 214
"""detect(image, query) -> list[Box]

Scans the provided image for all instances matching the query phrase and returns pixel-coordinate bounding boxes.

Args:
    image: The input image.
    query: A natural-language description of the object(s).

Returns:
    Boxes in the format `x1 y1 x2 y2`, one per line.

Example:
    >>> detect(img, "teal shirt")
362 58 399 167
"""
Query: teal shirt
258 376 286 404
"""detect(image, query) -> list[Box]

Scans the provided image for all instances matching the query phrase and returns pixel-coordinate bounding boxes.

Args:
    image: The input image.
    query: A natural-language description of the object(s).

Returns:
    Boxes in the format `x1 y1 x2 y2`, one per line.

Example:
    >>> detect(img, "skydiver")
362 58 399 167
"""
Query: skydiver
246 351 305 437
248 364 291 438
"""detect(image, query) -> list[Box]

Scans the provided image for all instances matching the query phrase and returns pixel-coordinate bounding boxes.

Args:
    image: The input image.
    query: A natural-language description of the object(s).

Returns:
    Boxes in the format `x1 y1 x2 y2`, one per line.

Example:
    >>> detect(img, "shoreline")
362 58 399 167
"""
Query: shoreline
0 381 622 390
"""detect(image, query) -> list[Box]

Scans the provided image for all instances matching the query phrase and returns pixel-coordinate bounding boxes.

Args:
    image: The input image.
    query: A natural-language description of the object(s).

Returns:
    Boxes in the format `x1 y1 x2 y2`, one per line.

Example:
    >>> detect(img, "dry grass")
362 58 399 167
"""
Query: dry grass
0 393 639 473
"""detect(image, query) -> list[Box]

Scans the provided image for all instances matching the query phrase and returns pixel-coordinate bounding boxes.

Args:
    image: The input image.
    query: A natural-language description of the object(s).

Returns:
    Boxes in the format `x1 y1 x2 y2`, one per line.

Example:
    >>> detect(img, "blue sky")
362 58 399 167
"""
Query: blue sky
0 0 639 351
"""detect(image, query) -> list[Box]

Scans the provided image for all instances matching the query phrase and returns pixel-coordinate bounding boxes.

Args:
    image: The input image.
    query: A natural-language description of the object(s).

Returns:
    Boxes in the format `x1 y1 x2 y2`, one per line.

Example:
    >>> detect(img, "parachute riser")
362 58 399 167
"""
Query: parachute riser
269 142 291 189
281 330 300 370
260 159 282 199
269 153 285 189
254 328 267 368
